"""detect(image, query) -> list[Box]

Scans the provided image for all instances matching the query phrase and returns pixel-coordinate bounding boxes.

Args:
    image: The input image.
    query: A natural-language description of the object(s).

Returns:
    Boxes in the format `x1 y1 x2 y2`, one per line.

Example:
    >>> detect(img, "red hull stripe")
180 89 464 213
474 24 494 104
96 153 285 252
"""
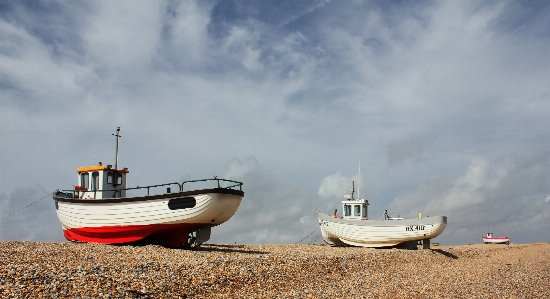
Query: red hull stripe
63 223 211 245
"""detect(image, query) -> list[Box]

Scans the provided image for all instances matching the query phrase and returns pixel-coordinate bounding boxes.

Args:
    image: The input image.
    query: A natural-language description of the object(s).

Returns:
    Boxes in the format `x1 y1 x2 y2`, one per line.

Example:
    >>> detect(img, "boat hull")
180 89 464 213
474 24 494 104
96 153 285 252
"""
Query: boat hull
482 236 510 244
317 211 447 248
53 188 244 247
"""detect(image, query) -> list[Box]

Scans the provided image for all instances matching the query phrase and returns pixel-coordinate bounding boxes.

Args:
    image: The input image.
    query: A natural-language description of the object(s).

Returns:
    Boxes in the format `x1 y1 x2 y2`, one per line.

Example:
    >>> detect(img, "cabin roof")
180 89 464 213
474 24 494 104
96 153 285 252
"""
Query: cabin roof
77 165 129 173
77 165 106 172
341 199 369 204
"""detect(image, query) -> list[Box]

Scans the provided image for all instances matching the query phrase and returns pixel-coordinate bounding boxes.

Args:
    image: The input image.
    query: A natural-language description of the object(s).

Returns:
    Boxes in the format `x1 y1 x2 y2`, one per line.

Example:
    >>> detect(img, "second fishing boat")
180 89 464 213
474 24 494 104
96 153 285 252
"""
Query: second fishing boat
317 181 447 248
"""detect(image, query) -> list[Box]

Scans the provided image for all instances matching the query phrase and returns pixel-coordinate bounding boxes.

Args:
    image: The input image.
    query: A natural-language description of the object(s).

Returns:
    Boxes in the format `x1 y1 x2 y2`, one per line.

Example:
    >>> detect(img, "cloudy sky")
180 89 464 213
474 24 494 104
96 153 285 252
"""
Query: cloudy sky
1 0 549 246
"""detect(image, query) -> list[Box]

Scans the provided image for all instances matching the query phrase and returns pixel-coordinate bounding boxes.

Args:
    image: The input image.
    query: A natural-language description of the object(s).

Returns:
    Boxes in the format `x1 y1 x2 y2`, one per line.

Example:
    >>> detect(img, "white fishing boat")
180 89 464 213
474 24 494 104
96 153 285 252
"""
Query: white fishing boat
317 181 447 248
482 232 510 245
53 127 244 248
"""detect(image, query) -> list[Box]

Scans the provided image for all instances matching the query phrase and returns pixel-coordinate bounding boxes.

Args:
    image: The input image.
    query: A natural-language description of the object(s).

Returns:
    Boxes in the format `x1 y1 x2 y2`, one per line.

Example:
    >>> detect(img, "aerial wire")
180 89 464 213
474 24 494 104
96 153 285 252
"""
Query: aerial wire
92 127 99 165
0 192 53 222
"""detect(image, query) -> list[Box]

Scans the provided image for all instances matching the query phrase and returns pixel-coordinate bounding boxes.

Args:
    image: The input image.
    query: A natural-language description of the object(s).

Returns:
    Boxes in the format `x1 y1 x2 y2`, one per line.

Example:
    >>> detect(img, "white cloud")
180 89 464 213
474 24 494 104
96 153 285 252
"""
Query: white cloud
389 149 550 245
318 172 349 200
317 171 370 215
84 2 165 67
1 0 549 246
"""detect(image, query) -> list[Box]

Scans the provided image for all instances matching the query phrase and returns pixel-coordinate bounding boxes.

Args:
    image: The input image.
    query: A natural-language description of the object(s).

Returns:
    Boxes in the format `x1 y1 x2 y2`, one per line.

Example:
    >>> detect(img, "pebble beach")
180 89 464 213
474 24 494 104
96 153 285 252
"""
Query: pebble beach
1 241 549 298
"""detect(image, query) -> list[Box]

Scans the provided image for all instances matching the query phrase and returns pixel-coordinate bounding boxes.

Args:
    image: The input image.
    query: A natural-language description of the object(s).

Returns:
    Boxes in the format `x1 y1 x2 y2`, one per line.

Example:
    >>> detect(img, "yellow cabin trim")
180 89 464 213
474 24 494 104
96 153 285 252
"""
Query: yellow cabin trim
77 165 106 172
77 165 129 173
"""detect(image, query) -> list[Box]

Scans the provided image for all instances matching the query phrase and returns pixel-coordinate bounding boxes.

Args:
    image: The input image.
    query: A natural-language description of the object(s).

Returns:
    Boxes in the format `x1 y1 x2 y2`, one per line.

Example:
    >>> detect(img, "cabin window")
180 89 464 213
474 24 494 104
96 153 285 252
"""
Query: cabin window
80 173 89 189
362 205 367 218
344 205 351 217
115 173 122 185
91 172 99 191
107 172 114 184
354 205 361 216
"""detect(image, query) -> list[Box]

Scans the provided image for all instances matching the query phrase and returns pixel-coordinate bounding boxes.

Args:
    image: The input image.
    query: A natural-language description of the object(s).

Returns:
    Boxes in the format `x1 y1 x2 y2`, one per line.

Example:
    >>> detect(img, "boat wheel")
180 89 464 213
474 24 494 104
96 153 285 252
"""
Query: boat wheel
182 229 202 249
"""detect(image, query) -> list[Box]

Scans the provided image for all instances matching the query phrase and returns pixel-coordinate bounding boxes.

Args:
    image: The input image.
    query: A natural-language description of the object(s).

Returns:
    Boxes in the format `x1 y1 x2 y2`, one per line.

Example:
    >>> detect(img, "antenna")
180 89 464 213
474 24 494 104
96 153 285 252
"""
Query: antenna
351 180 355 201
358 159 360 200
112 127 121 170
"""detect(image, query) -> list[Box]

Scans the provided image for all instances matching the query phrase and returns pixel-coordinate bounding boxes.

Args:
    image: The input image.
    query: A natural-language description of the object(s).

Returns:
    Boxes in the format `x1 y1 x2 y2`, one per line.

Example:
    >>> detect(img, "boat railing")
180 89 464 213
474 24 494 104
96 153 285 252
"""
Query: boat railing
181 177 243 191
57 177 243 199
114 182 183 197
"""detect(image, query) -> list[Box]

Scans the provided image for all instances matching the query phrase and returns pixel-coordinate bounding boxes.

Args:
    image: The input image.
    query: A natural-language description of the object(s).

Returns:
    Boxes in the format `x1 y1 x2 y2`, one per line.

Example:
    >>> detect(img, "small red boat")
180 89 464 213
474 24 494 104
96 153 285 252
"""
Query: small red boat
482 232 510 245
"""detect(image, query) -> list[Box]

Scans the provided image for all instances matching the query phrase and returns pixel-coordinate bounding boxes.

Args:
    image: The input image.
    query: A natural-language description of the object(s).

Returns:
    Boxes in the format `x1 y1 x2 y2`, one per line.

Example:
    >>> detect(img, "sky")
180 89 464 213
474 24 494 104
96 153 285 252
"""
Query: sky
1 0 549 246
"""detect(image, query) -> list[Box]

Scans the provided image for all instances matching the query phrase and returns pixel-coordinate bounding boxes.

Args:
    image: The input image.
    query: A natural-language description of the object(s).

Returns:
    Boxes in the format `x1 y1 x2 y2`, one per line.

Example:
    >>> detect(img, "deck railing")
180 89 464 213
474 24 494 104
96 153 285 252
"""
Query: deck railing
181 177 243 191
58 177 243 199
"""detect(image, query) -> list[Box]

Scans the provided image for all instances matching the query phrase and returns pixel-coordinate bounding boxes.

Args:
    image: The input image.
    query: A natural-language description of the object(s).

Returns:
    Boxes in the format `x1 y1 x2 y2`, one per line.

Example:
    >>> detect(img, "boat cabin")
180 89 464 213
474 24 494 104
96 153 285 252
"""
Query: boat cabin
75 163 129 199
341 199 369 220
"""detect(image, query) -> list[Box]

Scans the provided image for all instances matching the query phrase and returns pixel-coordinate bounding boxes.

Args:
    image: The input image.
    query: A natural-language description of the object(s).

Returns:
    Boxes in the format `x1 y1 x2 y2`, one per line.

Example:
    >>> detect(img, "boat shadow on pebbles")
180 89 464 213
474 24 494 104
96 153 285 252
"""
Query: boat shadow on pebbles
189 244 269 255
105 242 269 254
431 248 459 259
327 242 459 259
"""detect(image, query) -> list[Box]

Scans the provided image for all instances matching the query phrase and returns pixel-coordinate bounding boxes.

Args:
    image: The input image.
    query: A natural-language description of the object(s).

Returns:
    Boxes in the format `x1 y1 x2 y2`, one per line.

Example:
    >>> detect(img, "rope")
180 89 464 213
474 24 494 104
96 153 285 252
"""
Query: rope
295 226 319 244
241 209 316 242
0 192 53 222
309 234 320 244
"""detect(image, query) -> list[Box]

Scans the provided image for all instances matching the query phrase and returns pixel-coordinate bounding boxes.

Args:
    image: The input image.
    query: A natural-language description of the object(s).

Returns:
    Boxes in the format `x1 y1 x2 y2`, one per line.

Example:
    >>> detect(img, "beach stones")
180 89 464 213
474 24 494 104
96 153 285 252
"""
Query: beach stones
0 241 549 298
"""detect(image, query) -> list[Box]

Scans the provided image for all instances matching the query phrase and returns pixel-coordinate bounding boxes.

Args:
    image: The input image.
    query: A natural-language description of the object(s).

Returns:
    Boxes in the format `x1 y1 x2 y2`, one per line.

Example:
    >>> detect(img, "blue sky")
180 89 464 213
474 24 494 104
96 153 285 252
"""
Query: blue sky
1 0 549 246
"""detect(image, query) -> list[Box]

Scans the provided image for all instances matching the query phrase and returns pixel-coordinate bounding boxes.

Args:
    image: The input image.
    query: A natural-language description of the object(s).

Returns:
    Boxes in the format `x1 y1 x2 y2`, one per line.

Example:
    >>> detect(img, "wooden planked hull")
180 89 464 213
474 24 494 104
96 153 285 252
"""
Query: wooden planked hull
317 211 447 247
53 188 244 246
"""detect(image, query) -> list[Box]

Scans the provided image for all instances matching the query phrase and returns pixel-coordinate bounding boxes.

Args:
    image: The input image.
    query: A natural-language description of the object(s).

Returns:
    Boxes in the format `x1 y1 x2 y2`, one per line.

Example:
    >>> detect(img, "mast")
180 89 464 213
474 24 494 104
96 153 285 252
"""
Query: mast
112 127 121 170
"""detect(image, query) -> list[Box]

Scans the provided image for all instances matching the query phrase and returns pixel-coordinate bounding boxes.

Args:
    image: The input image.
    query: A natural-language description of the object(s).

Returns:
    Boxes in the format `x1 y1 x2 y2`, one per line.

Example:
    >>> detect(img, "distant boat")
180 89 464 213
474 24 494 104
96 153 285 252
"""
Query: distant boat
482 232 510 245
317 181 447 248
53 127 244 248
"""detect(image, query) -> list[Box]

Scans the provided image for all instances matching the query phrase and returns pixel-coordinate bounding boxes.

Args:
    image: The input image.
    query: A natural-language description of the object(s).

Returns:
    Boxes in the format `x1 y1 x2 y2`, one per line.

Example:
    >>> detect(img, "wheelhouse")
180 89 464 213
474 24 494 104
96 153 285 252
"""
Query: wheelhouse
75 164 129 199
342 199 369 220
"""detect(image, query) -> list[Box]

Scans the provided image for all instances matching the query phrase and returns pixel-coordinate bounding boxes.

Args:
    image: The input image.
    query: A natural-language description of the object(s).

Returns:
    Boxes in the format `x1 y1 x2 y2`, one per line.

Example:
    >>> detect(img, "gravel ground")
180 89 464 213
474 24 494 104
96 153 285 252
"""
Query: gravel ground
0 241 549 298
